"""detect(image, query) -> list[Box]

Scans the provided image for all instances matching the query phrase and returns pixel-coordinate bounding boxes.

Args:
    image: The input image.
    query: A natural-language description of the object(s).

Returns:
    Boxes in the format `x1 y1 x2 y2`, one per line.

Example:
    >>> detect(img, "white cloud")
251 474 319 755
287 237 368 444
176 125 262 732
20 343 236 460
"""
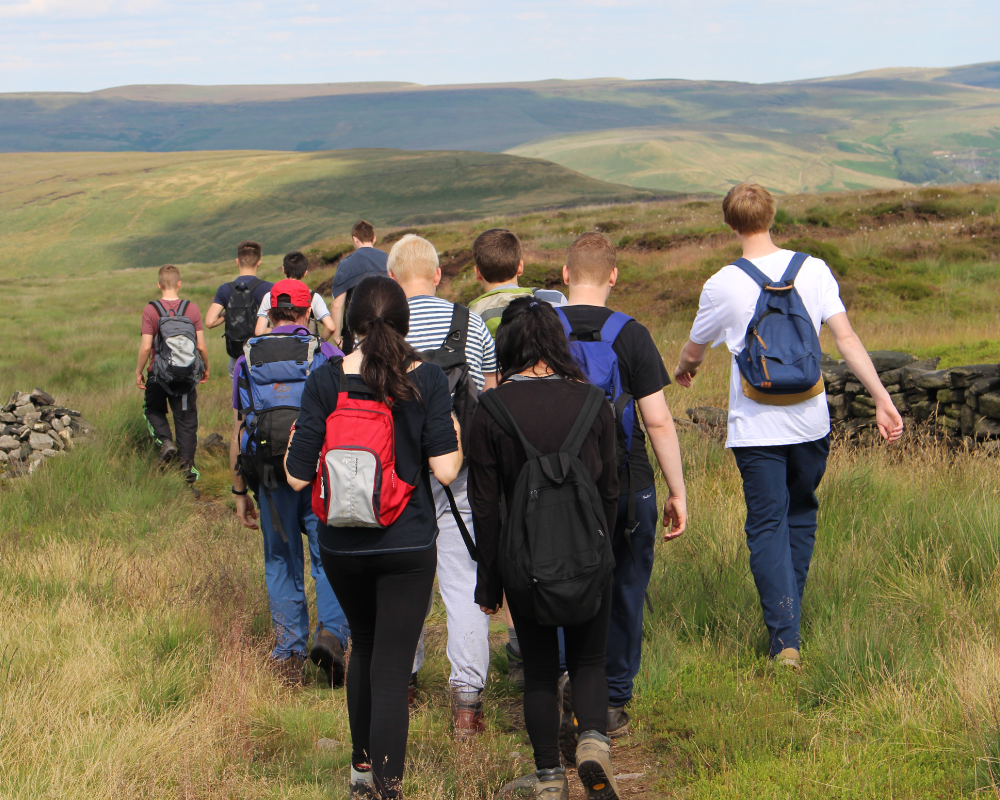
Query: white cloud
0 0 155 17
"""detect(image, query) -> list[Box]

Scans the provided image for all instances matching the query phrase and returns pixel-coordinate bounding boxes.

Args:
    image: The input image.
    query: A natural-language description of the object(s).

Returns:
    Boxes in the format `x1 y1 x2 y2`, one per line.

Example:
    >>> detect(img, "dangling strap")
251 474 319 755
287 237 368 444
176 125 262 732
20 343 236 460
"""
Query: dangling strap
779 252 809 285
443 484 479 563
261 463 288 544
445 304 471 359
478 390 542 460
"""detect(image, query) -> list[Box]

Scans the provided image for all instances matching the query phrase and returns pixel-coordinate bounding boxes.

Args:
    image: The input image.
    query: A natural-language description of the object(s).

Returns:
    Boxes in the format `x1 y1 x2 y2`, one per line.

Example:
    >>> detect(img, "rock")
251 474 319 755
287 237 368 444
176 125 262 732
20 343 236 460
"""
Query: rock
900 358 943 388
827 393 848 420
27 451 44 464
50 417 64 433
28 432 53 451
845 381 863 395
13 405 35 418
314 738 340 751
32 422 52 433
29 388 55 406
906 389 930 403
882 384 900 395
51 407 80 418
508 751 521 760
973 416 1000 439
40 449 57 457
911 401 936 422
966 393 979 411
850 401 876 417
0 435 18 451
200 432 227 451
961 405 976 436
846 417 877 434
60 415 72 427
937 389 965 404
47 432 64 451
59 430 73 448
617 773 646 782
822 363 851 389
912 370 952 391
14 393 32 408
945 406 961 419
853 395 875 409
940 416 960 431
69 418 93 435
979 392 1000 419
879 367 905 386
869 351 919 373
18 442 31 460
0 412 15 424
0 451 8 465
687 407 727 427
950 364 1000 389
969 377 1000 398
890 393 908 413
672 417 701 433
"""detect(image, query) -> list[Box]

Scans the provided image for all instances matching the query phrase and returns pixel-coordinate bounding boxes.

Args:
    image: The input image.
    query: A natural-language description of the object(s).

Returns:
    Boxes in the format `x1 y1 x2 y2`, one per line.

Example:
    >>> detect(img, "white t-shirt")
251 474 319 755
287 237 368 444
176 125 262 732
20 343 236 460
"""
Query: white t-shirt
689 249 846 448
256 292 331 321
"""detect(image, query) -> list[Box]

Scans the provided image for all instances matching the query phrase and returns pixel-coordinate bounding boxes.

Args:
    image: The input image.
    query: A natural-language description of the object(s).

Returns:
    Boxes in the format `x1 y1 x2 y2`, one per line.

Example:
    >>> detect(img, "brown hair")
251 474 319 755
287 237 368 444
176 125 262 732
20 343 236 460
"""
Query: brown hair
351 220 376 244
268 305 310 325
282 251 309 280
565 232 616 286
157 264 181 288
722 182 776 235
347 275 423 405
473 228 522 283
237 240 262 267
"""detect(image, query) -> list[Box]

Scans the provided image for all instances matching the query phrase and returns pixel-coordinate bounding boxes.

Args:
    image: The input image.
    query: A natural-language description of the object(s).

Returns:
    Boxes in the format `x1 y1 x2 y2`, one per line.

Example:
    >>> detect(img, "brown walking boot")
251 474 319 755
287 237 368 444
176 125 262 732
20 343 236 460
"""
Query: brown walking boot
498 767 568 799
270 655 305 687
309 625 346 688
451 689 485 740
575 731 621 800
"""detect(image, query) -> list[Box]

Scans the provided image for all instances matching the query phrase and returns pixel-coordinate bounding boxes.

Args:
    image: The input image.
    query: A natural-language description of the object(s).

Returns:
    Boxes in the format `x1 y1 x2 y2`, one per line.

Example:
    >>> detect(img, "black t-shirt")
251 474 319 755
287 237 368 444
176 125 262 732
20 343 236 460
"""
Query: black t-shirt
558 305 670 494
285 360 458 555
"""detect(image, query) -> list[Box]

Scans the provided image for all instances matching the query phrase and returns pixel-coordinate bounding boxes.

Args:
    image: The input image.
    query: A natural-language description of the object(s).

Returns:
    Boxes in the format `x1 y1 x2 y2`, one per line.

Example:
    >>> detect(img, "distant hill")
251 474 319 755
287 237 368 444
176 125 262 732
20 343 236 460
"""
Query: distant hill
3 62 1000 194
0 149 654 276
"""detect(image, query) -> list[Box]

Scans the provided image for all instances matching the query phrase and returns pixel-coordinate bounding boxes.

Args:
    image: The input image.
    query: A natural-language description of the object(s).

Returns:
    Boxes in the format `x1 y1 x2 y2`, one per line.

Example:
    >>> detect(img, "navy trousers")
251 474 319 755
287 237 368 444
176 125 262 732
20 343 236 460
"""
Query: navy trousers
606 486 659 707
731 436 830 656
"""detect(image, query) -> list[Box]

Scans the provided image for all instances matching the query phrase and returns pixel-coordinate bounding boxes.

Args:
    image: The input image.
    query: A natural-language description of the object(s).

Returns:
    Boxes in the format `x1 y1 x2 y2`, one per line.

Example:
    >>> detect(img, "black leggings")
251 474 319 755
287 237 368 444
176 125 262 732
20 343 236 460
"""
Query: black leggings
508 579 613 770
321 544 436 800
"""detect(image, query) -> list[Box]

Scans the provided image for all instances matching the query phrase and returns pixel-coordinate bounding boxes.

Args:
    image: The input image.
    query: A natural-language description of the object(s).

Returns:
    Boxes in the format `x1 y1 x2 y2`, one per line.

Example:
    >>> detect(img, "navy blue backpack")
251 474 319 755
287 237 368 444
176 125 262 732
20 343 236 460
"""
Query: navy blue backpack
733 252 825 405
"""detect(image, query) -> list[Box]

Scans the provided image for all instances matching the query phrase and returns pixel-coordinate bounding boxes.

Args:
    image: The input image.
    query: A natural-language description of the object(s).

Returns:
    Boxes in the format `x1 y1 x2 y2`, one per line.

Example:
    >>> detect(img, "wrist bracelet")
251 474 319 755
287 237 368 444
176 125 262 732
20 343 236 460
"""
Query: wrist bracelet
231 486 248 496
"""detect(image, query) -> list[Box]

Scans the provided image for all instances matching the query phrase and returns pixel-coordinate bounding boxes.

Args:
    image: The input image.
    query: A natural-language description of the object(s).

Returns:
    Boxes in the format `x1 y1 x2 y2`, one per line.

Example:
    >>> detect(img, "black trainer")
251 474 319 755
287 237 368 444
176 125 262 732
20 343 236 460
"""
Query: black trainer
157 439 177 466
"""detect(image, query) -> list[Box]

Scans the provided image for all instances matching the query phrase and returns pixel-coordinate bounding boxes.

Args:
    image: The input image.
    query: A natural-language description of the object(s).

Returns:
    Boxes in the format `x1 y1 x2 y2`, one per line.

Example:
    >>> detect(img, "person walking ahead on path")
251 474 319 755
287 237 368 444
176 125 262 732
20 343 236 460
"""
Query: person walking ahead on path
231 278 350 688
254 251 336 341
285 275 463 800
136 264 209 487
469 298 621 800
558 232 687 740
205 240 274 378
674 182 903 669
330 221 389 352
387 233 498 739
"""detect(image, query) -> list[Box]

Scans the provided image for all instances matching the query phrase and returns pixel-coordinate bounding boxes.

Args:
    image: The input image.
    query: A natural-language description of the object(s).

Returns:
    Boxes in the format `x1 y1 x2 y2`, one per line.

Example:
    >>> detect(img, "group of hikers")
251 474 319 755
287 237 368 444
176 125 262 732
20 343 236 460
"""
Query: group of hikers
135 184 904 800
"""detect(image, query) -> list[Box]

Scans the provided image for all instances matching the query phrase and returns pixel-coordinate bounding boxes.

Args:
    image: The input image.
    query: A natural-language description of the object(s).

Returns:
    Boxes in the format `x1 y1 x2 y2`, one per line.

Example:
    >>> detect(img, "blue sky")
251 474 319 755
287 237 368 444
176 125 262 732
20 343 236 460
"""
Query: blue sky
1 0 998 92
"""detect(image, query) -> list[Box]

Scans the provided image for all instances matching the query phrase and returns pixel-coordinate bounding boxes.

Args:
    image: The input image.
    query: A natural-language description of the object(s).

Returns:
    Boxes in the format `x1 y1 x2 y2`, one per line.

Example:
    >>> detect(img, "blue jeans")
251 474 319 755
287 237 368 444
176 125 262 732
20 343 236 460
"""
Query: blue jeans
606 486 659 707
257 482 350 660
731 436 830 656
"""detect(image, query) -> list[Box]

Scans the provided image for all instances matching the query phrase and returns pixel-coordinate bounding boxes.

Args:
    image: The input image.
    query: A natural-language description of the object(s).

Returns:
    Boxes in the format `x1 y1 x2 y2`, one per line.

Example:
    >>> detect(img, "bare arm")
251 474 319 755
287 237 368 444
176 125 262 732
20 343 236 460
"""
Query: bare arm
135 334 154 389
231 413 258 528
826 312 903 442
254 316 270 336
483 372 498 391
330 293 347 347
195 330 210 382
674 340 709 388
319 314 336 341
428 416 464 486
205 302 226 329
636 391 688 539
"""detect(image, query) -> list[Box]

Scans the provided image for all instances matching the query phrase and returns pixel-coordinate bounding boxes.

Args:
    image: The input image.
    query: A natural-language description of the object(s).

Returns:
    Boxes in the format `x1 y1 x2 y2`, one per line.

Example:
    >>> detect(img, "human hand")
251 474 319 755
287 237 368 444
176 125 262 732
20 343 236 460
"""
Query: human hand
200 368 210 384
875 398 904 443
673 366 696 388
235 494 258 529
480 605 500 615
662 494 687 541
135 371 146 390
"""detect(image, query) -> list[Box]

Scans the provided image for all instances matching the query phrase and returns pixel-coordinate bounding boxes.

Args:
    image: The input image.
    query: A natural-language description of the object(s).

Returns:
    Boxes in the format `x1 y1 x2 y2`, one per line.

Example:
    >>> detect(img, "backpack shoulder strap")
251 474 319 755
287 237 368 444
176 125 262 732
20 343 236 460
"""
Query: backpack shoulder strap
598 311 633 345
150 300 168 318
554 306 574 338
733 258 772 289
248 278 264 291
446 303 470 357
177 300 190 317
560 384 607 458
780 252 810 284
479 389 541 459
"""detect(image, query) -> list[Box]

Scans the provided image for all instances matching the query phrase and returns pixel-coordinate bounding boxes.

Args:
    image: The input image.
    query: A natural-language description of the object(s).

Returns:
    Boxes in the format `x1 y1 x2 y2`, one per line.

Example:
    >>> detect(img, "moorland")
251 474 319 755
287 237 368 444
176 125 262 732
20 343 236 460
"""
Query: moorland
2 173 1000 798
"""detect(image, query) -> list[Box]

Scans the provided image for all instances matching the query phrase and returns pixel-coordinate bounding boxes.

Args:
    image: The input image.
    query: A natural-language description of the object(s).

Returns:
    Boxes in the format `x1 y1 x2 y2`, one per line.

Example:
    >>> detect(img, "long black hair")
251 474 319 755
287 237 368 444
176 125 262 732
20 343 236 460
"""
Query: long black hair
346 275 422 404
495 296 587 383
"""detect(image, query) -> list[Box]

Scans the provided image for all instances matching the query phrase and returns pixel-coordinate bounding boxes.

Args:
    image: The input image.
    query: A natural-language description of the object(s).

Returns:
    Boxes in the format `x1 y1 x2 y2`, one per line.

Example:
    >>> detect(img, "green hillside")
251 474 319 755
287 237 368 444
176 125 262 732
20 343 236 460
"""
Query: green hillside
0 149 653 277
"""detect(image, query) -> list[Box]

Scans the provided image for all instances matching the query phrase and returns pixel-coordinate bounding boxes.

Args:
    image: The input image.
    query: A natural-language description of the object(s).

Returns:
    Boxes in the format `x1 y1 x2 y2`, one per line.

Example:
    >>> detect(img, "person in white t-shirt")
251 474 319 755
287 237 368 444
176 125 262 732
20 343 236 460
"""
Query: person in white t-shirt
673 182 903 670
255 251 336 340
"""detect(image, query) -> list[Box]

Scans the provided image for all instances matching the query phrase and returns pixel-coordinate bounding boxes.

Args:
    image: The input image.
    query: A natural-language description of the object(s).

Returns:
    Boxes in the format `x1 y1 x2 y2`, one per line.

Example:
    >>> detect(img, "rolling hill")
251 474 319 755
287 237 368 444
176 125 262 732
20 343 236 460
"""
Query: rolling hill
0 149 654 276
3 62 1000 195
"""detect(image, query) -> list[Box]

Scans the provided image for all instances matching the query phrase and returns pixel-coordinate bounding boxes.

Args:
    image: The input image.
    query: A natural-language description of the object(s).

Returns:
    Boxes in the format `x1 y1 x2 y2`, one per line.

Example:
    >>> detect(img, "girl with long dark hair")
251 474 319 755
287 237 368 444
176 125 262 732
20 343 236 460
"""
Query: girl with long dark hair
467 297 622 800
285 275 463 800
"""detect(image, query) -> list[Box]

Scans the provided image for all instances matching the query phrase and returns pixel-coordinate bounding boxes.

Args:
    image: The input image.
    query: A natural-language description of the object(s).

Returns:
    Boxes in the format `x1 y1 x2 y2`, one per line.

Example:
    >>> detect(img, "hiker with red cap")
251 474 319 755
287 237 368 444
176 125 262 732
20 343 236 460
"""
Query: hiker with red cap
230 278 350 687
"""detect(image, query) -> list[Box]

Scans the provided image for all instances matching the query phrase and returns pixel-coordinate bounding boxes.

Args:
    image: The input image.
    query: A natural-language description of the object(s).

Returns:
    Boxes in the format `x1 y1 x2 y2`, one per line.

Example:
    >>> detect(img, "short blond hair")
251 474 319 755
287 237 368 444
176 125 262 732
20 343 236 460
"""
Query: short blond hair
387 234 439 282
722 182 776 235
566 232 616 286
157 264 181 288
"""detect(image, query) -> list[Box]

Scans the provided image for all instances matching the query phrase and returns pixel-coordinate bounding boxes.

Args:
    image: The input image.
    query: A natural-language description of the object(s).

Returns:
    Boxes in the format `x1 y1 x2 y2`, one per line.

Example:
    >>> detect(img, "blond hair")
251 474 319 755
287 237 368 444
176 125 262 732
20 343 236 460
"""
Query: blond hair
387 234 439 282
157 264 181 288
722 182 776 235
566 232 616 286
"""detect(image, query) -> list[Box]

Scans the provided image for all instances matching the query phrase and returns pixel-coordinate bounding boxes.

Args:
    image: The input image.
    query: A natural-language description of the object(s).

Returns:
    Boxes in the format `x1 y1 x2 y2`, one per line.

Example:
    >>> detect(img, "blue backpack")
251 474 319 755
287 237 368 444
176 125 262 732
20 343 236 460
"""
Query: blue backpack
734 252 825 405
237 330 329 538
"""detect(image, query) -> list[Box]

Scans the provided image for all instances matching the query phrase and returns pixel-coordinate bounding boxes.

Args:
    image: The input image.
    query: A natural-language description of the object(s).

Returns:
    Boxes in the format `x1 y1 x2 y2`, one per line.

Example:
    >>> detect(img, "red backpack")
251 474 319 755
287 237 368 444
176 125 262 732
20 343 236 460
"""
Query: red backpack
311 371 416 528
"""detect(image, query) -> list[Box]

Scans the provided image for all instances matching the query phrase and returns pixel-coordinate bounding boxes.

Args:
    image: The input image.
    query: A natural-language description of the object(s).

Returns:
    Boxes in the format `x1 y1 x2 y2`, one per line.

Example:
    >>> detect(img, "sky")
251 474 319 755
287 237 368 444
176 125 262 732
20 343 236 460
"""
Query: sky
1 0 998 93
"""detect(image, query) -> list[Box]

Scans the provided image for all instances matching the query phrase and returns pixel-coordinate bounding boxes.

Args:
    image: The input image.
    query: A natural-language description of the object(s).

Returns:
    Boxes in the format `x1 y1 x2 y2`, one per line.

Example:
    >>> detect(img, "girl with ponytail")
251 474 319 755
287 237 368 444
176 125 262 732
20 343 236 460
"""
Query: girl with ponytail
285 274 462 800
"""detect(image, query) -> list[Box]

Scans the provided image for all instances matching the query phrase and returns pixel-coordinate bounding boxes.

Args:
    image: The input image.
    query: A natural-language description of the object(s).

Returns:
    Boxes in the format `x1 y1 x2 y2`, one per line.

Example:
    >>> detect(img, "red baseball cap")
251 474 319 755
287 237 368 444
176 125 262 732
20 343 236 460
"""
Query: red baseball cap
270 279 311 309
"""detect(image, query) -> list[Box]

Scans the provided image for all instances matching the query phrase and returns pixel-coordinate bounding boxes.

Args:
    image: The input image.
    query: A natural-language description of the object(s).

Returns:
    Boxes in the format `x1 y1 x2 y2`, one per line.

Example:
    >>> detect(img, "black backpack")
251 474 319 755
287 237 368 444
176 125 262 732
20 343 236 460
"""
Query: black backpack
420 304 479 455
477 384 615 627
223 278 264 358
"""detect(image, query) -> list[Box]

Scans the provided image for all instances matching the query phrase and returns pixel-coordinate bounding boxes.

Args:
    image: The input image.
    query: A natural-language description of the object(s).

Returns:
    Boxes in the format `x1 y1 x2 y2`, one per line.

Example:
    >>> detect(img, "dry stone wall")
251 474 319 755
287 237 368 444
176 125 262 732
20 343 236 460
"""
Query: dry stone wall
0 389 93 478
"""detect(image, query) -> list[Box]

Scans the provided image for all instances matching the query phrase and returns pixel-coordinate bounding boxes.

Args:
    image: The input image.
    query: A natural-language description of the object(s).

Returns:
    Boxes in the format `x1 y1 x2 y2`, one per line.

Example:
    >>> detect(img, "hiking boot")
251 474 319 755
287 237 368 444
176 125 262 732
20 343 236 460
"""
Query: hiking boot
575 731 620 800
157 439 177 466
271 655 305 687
606 705 631 739
451 689 485 740
506 641 526 690
350 763 378 800
497 767 568 799
557 672 579 766
310 625 346 689
408 672 418 708
774 647 801 670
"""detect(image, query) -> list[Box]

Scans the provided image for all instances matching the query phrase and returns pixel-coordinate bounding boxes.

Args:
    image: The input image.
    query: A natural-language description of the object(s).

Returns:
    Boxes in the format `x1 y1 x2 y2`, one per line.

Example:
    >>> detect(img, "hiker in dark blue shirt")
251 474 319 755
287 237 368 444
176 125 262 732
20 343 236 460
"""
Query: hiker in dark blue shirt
329 221 389 353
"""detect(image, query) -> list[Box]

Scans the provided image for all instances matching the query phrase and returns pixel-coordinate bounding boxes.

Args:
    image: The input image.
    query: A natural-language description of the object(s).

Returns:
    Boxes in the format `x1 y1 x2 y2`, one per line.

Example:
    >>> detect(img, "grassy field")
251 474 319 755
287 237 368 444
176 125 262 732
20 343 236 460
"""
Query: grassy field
2 181 1000 798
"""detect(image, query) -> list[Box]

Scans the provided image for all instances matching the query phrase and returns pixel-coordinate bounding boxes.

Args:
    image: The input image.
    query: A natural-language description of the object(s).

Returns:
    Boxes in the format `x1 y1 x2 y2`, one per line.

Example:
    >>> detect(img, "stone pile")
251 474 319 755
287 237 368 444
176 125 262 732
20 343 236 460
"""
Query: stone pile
0 389 93 477
687 351 1000 446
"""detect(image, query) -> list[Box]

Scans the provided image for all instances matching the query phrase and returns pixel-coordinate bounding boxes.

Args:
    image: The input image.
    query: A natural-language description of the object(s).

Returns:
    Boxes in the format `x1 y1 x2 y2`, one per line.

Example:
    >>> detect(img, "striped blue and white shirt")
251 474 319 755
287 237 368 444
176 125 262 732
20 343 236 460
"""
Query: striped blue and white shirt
405 295 497 390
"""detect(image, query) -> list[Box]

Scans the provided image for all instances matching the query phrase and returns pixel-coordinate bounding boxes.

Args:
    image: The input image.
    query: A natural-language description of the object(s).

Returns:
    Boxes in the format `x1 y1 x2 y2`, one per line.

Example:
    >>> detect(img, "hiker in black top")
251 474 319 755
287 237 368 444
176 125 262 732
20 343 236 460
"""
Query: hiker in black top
285 276 462 800
329 220 389 353
205 240 274 377
468 298 620 800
